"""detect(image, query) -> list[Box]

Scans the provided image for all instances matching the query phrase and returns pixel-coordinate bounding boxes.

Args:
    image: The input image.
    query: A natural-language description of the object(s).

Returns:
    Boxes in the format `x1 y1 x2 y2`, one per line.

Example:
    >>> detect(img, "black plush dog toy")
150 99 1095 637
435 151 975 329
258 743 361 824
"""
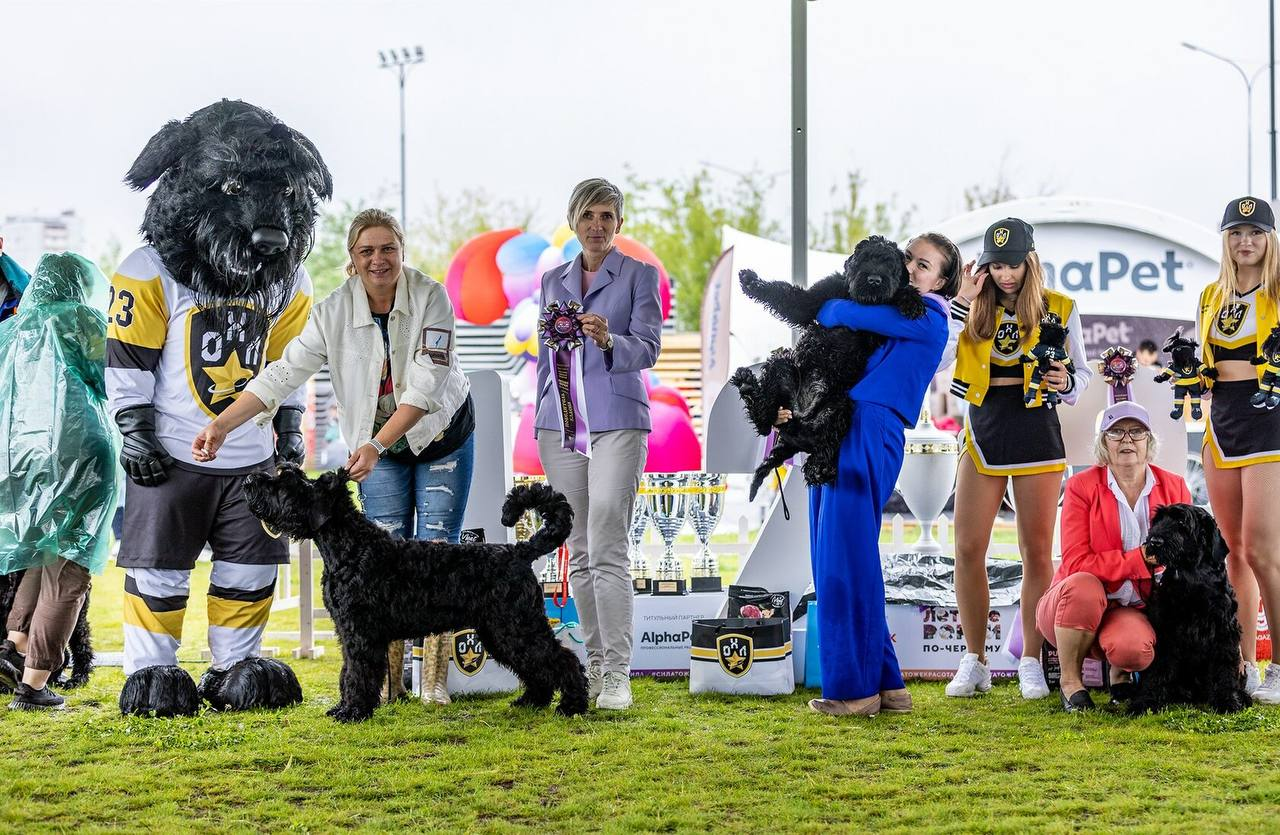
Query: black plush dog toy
1020 312 1074 409
1250 324 1280 409
729 235 925 499
0 573 93 690
1128 504 1251 715
243 467 589 722
1153 328 1217 420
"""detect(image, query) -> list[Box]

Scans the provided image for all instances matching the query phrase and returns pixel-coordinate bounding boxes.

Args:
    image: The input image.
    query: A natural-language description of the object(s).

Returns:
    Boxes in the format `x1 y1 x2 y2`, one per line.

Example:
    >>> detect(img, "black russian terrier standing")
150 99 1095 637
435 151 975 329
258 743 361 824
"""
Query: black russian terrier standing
1129 504 1251 715
729 235 926 499
244 467 588 722
0 573 93 689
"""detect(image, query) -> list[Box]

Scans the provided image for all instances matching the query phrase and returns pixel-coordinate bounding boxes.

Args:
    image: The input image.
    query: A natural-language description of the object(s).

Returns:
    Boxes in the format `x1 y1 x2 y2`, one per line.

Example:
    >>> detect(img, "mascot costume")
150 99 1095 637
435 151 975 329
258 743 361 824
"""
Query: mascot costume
107 100 331 716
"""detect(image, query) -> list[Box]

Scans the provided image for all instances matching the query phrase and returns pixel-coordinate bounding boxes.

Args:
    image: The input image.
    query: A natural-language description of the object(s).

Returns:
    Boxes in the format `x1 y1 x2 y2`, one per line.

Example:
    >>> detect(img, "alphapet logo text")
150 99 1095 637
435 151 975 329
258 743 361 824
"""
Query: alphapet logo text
1041 250 1184 292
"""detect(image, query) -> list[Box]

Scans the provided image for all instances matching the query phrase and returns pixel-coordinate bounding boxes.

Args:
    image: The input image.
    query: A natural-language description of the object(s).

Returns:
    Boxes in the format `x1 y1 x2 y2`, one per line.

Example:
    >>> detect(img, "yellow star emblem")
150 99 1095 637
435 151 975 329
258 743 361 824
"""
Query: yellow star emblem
459 648 481 667
205 349 255 405
726 654 746 671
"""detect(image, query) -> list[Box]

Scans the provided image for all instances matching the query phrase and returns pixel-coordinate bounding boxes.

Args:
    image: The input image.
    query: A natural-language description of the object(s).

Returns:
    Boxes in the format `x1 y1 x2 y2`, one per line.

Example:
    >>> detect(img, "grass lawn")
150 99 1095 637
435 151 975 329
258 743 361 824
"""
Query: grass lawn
3 533 1277 832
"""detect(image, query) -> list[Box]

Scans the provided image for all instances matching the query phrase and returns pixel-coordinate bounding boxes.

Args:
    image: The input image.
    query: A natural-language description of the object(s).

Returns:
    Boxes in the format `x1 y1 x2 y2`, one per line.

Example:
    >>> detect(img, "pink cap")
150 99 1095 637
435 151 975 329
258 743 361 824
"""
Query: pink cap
1100 401 1152 431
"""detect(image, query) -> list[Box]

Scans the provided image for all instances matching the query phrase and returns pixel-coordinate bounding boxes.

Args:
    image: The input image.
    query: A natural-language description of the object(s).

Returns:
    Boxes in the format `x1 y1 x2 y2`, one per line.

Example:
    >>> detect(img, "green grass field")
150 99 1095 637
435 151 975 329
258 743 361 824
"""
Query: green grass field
3 527 1276 832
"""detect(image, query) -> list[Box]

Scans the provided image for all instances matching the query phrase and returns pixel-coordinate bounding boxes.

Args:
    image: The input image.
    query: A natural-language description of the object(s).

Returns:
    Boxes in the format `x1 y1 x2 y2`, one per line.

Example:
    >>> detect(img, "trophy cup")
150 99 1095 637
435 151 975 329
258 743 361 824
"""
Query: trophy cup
627 495 653 594
896 404 959 554
645 473 689 595
512 476 561 596
687 473 727 593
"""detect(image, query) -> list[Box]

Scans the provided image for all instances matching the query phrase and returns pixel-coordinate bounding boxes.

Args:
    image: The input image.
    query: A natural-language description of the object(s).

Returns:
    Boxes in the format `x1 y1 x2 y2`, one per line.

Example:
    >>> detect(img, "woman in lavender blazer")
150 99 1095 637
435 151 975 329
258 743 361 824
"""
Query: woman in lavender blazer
535 178 662 712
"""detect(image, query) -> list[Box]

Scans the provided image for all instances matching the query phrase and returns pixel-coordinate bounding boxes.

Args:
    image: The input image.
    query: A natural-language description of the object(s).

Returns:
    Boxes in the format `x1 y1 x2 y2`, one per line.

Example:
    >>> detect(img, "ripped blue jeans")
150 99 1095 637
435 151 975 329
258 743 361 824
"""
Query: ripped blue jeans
357 435 474 543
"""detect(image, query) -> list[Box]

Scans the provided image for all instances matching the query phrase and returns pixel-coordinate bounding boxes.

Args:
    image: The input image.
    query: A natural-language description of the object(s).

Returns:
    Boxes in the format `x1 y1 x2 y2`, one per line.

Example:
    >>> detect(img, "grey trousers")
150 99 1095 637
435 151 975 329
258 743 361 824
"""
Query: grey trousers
538 429 648 674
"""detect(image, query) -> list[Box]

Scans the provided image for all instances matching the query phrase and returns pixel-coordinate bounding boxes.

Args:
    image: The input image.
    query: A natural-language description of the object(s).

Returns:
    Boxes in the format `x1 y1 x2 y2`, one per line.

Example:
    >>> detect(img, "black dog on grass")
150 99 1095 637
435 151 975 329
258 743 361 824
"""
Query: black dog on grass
729 235 926 499
1129 504 1251 715
0 572 93 690
244 467 587 722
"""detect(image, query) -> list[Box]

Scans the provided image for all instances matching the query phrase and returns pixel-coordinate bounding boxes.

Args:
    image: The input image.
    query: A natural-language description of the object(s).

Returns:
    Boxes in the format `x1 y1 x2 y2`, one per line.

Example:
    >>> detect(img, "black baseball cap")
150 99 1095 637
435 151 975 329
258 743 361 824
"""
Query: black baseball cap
977 218 1035 267
1221 196 1275 233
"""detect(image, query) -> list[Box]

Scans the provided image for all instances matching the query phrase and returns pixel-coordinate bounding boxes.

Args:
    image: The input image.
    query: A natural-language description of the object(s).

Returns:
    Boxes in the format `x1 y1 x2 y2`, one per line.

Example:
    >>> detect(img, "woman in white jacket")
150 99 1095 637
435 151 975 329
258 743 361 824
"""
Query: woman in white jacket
193 208 473 704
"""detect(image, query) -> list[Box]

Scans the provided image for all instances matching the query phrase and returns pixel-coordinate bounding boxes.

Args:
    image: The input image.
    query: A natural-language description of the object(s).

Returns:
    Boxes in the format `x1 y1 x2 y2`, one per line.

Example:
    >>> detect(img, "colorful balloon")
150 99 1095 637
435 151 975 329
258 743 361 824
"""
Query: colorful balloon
644 402 702 472
501 270 539 308
561 236 582 263
445 228 521 325
550 223 576 249
648 385 691 417
613 235 673 321
496 233 549 276
534 245 566 279
513 404 544 475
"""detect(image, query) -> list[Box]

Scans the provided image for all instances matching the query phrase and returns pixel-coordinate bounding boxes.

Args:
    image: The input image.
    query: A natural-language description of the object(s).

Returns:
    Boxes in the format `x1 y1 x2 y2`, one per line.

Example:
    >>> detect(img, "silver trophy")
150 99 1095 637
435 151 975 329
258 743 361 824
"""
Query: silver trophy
687 473 727 593
897 404 959 554
644 473 689 595
514 476 562 596
627 495 653 594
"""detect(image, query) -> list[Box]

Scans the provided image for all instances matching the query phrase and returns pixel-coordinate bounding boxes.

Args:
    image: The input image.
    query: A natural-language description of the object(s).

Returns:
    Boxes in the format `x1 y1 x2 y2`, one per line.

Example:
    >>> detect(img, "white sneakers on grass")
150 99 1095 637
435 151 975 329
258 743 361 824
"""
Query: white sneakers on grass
1253 662 1280 705
586 662 604 702
1245 661 1261 696
1017 656 1051 700
944 654 1049 699
596 671 633 710
945 653 991 697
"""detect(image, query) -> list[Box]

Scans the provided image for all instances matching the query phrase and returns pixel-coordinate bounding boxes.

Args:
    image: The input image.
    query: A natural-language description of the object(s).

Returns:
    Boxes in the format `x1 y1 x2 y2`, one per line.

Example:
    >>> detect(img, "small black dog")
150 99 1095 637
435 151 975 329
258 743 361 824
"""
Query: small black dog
0 571 93 690
730 235 925 499
1129 504 1251 715
244 467 588 722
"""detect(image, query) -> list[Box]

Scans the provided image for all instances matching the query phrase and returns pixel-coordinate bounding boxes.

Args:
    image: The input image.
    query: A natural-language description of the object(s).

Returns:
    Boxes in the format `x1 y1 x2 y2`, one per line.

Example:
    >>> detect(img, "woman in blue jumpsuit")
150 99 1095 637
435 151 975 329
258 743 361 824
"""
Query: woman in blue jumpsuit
804 239 957 717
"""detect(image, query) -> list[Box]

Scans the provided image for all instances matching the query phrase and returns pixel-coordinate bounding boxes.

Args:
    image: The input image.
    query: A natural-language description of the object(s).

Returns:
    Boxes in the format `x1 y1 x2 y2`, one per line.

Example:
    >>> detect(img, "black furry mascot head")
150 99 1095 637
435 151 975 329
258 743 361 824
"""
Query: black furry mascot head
125 99 332 341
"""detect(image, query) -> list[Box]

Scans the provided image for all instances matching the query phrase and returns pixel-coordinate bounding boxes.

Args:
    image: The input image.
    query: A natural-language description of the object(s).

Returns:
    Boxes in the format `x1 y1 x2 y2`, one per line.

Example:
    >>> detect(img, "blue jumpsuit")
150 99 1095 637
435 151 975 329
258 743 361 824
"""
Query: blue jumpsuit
811 294 948 700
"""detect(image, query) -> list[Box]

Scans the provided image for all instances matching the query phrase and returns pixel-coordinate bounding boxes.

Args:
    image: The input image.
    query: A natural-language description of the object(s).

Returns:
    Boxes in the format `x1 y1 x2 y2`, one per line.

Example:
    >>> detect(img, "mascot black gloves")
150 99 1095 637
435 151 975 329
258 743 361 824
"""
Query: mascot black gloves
273 406 306 465
116 405 174 486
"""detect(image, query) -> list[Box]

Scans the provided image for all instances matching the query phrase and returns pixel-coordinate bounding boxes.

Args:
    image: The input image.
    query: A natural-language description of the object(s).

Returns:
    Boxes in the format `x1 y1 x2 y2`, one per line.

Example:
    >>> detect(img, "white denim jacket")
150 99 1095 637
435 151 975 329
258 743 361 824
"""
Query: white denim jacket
245 266 470 454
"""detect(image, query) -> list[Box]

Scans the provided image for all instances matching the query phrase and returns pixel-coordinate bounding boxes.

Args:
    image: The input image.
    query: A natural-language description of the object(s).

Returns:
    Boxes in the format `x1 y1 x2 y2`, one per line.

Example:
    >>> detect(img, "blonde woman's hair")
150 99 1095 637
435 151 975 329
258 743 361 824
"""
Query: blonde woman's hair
567 178 625 227
1093 426 1160 467
345 208 405 277
1214 227 1280 300
963 250 1048 344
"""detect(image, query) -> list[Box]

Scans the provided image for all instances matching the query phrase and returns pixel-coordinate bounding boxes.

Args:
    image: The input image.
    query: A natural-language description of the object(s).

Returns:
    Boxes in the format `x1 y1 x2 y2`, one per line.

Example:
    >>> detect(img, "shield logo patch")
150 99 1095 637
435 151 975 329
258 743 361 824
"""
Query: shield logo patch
993 227 1010 248
994 321 1021 357
717 633 753 678
1217 302 1248 337
452 629 487 676
185 305 268 419
1240 199 1257 217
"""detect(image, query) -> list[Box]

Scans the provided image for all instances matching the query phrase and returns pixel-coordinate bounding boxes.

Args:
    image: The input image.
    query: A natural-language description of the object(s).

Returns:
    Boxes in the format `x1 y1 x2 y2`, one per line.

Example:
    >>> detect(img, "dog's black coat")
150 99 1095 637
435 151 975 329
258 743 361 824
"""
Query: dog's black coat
244 467 588 722
126 99 332 345
1129 504 1250 714
729 236 926 499
0 571 93 689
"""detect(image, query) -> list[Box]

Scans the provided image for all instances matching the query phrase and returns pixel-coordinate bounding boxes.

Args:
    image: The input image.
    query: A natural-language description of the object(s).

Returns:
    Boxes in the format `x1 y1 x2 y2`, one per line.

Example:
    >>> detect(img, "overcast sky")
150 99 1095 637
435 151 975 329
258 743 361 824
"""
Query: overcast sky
0 0 1269 261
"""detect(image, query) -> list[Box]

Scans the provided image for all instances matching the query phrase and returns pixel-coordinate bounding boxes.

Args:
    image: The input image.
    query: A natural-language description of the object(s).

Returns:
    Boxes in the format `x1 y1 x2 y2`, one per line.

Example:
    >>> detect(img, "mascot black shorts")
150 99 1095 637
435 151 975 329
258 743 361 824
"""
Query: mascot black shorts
1205 379 1280 469
962 385 1067 477
117 461 289 570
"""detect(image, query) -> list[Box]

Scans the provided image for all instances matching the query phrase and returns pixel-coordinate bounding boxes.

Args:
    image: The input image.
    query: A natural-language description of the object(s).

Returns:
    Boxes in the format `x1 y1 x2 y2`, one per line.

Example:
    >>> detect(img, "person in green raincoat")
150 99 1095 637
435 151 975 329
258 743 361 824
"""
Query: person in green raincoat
0 252 118 710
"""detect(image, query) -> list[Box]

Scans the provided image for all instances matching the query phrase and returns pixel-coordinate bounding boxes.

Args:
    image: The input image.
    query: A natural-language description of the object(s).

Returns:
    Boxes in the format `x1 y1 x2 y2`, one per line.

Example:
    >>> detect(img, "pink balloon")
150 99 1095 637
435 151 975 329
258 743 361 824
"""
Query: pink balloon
502 270 539 308
513 404 544 475
509 297 540 341
648 385 691 417
644 402 702 472
535 245 567 279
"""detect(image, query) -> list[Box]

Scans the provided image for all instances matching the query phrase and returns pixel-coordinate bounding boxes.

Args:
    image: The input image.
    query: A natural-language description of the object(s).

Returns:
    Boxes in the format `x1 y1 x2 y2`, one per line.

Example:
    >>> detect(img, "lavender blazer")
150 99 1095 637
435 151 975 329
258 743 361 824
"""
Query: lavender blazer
535 247 663 434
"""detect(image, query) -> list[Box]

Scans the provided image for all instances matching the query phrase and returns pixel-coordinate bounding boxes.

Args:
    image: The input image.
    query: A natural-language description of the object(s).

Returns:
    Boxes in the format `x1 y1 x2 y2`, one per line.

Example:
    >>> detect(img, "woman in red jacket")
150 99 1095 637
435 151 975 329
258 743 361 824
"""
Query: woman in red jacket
1036 401 1191 712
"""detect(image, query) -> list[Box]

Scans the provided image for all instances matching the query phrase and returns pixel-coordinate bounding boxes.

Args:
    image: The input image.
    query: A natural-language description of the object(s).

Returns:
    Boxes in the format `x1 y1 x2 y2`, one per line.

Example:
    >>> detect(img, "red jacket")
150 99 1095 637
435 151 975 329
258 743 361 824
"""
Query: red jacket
1054 464 1191 603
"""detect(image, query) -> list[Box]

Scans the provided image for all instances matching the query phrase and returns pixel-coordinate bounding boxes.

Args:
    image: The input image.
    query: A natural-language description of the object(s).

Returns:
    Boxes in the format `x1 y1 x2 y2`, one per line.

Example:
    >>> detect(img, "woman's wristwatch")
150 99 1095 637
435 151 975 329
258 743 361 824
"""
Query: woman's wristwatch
364 438 388 457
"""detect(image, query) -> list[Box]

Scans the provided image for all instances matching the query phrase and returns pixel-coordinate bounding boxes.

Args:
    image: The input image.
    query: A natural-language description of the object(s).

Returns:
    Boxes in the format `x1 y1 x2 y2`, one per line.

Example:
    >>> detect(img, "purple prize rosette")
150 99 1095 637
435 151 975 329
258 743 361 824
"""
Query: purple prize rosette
1099 346 1137 404
539 301 592 457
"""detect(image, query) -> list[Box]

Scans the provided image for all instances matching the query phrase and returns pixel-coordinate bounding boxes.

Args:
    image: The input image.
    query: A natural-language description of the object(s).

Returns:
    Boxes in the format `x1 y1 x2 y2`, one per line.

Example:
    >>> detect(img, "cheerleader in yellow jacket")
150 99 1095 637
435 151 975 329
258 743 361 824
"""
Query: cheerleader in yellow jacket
941 219 1091 701
1198 196 1280 703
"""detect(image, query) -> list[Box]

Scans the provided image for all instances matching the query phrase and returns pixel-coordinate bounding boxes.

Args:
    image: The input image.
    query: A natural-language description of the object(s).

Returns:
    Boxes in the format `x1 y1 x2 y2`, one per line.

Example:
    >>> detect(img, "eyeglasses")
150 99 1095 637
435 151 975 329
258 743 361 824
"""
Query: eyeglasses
1103 428 1151 442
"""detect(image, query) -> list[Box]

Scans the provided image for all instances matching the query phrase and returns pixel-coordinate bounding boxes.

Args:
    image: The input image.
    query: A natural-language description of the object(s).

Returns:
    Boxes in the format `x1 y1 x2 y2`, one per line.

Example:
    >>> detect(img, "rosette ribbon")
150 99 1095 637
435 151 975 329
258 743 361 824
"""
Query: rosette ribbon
1098 346 1137 404
539 300 592 457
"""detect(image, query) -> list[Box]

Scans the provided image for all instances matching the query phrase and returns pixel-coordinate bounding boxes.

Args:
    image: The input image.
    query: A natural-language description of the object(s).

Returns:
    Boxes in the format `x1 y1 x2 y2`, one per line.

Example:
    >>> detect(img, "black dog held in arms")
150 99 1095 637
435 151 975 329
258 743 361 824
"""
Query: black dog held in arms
0 573 93 690
729 236 926 500
244 467 588 722
1129 504 1251 715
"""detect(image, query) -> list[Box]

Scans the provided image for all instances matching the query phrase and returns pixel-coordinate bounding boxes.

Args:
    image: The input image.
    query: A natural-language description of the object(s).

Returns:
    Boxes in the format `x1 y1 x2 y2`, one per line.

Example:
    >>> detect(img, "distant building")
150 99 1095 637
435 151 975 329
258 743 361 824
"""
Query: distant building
1 210 86 268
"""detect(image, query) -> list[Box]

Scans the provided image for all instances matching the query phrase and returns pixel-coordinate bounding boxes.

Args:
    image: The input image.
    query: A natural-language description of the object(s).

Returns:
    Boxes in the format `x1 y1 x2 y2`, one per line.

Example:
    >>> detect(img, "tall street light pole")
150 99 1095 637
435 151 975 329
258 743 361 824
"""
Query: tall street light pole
379 46 424 228
1183 41 1266 194
792 0 812 291
1271 0 1277 200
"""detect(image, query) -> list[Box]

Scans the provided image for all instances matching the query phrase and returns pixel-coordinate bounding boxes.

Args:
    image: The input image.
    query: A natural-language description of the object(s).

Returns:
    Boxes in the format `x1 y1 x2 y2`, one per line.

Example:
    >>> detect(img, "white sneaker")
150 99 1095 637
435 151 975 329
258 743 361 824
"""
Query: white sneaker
1253 663 1280 705
586 662 604 702
1018 656 1051 700
945 653 991 697
1245 661 1261 695
595 671 633 710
